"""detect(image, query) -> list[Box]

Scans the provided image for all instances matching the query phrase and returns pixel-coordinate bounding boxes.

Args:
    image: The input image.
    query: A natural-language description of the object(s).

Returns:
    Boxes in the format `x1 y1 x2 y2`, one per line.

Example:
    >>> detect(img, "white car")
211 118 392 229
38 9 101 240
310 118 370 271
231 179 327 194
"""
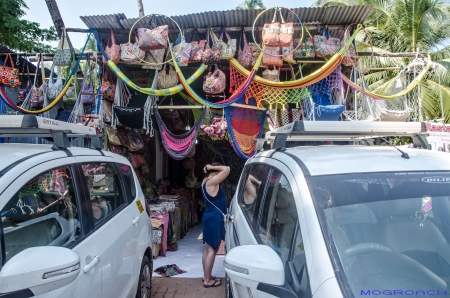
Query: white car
224 121 450 298
0 115 152 298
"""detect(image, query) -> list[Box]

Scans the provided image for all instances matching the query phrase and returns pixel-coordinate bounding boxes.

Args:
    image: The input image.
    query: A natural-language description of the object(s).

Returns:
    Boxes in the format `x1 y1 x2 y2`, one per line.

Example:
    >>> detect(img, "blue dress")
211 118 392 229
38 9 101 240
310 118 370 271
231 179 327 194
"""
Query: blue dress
202 182 227 250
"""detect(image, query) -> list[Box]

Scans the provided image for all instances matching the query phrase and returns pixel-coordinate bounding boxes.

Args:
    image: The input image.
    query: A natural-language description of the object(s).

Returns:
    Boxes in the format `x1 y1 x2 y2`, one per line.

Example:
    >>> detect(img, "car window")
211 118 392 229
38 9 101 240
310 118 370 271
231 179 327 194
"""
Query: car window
1 166 81 262
80 162 126 225
258 169 298 264
118 163 136 201
239 164 268 227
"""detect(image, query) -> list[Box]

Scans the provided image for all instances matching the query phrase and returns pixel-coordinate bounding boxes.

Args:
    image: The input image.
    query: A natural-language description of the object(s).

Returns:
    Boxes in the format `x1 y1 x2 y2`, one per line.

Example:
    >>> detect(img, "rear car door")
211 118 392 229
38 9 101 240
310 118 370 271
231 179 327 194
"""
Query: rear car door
75 157 144 298
0 159 101 297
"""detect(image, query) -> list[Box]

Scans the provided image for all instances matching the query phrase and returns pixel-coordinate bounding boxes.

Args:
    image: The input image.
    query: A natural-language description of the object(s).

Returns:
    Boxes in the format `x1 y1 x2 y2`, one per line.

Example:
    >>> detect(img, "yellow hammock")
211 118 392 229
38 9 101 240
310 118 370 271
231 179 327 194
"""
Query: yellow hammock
229 24 363 89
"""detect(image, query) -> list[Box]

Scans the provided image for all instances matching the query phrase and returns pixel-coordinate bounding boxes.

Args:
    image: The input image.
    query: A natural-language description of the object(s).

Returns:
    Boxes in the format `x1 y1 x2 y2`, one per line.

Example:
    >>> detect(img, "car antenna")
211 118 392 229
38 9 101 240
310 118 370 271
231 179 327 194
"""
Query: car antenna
371 130 410 159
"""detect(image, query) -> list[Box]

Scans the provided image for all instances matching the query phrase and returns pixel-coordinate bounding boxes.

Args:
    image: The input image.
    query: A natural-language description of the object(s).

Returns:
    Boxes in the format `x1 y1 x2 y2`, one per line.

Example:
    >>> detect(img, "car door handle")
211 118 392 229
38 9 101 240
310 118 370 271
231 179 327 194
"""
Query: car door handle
83 256 100 274
132 216 140 226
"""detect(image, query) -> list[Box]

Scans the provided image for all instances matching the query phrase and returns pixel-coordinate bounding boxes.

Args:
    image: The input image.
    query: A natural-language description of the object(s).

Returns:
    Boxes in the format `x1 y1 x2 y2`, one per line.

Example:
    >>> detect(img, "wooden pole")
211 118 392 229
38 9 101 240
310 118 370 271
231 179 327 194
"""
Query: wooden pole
137 0 145 18
44 0 74 51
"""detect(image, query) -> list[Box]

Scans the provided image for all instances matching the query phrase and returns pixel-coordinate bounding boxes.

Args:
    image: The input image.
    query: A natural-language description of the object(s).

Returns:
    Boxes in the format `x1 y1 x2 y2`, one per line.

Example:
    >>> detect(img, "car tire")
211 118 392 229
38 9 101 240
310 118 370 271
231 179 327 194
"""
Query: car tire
136 255 152 298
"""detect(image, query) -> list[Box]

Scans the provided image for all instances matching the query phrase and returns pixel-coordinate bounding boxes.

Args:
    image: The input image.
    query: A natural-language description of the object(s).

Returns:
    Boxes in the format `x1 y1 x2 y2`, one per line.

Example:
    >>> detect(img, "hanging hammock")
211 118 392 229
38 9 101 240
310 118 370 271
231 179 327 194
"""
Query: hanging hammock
170 41 264 109
340 54 432 100
155 108 206 160
228 24 362 89
224 96 267 159
305 75 345 121
342 66 411 122
93 29 207 96
0 33 92 115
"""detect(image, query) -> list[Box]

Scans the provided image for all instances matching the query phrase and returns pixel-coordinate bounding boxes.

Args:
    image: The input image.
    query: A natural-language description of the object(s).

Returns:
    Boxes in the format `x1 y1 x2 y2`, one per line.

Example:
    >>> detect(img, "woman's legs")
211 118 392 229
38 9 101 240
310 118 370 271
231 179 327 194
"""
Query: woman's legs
202 242 221 286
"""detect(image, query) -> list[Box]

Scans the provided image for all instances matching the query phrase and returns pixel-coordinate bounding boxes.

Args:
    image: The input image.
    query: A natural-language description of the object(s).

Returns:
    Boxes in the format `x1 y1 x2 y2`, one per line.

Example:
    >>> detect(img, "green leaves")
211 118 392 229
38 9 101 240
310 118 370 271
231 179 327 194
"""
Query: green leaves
0 0 58 52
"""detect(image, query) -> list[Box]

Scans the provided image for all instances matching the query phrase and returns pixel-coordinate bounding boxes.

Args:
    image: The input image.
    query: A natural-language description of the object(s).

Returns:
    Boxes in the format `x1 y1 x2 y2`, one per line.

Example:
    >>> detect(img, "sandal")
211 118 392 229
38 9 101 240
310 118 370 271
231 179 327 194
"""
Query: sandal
203 279 222 288
202 276 220 282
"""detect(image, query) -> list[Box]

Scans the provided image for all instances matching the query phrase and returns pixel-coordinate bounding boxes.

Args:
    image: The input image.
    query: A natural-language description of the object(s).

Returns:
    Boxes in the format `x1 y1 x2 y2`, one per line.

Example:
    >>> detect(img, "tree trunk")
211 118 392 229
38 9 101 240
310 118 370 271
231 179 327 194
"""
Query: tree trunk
45 0 73 50
137 0 145 18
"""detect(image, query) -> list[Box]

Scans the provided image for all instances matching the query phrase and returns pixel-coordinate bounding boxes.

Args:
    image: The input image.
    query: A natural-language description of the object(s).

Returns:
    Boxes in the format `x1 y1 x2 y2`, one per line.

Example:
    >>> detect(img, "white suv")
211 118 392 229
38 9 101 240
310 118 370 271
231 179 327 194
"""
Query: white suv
0 115 152 298
224 121 450 298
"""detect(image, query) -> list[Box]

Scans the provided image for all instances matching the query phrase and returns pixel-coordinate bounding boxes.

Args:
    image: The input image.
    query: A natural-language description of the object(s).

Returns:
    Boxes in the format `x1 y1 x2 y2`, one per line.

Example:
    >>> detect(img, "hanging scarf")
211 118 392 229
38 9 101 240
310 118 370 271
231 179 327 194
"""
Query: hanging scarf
224 97 266 159
155 108 206 160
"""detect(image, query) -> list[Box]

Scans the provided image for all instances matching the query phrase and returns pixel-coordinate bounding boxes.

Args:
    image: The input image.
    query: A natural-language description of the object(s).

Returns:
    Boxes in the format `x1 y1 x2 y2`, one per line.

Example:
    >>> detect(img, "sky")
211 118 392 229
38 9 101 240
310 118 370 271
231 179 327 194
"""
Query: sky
24 0 314 49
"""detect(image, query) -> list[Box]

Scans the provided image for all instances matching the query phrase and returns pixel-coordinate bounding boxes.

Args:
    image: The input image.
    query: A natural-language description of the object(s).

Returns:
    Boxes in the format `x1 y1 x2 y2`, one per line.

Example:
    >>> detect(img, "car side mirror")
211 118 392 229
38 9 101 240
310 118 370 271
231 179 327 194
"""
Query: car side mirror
0 246 80 296
224 245 285 288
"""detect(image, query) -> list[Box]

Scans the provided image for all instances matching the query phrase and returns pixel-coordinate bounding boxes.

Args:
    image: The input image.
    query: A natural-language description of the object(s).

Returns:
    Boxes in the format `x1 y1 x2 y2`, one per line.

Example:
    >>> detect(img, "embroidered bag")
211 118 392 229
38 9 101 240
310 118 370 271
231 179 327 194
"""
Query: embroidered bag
102 100 113 123
101 67 115 102
80 55 95 105
262 67 280 82
169 32 191 67
293 37 315 59
137 25 169 51
314 27 341 58
18 60 32 104
215 28 236 59
63 54 77 104
103 29 121 64
202 29 222 65
158 64 178 89
262 8 294 47
127 129 144 151
0 54 20 88
262 47 283 67
129 152 146 169
341 25 358 67
248 42 261 66
104 125 121 145
46 65 63 101
282 41 295 64
238 30 252 68
109 144 123 155
203 65 226 94
121 42 145 64
54 28 72 66
113 105 145 129
189 29 206 62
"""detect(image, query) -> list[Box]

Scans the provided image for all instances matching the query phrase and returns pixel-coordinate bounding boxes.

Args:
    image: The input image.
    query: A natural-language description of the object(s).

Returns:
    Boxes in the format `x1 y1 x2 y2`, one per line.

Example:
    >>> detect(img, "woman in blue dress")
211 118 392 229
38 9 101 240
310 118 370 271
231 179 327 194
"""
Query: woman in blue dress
201 162 230 288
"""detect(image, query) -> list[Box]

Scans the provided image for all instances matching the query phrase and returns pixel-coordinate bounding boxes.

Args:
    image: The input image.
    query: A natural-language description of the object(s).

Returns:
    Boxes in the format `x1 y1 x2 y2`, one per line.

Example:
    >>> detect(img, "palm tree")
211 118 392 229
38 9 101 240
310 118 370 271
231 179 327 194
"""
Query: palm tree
236 0 266 9
137 0 145 17
315 0 450 122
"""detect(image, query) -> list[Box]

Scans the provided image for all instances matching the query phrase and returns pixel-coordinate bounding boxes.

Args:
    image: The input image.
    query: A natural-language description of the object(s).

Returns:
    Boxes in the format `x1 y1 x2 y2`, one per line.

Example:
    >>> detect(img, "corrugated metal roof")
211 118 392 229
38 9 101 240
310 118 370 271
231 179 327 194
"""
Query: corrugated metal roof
81 6 372 44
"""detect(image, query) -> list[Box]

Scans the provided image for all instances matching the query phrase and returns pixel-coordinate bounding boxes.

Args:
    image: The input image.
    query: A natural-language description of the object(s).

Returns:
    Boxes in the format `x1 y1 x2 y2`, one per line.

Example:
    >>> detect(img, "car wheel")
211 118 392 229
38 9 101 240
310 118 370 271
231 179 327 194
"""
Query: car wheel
136 256 152 298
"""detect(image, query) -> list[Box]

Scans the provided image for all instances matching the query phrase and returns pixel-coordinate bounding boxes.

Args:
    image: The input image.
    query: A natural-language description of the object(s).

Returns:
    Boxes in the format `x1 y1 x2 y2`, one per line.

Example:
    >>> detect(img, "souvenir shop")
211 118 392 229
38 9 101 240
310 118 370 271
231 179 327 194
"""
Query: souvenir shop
0 5 434 257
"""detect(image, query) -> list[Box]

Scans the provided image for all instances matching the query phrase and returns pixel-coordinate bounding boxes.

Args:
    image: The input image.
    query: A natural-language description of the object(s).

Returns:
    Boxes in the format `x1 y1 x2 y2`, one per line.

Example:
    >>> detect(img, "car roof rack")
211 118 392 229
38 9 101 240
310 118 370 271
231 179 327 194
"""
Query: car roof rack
256 121 429 152
0 115 103 151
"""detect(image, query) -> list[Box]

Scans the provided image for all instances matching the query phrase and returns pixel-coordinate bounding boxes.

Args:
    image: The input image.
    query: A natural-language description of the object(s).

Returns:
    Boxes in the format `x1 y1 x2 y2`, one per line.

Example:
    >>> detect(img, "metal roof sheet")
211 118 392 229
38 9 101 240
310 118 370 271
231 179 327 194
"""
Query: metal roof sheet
81 6 372 44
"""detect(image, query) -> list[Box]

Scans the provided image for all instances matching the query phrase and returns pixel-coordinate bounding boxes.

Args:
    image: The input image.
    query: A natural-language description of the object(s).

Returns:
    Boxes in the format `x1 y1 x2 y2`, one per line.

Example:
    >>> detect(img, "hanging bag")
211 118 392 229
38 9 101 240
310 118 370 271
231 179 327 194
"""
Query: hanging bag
104 125 121 145
341 25 358 67
100 67 116 102
121 31 145 64
137 25 169 51
293 37 315 59
203 65 226 94
46 65 63 101
103 29 121 64
18 58 32 104
237 30 252 68
0 54 20 88
262 8 294 47
80 54 95 105
127 130 144 151
202 29 222 65
168 31 191 67
189 29 206 63
215 28 236 59
63 54 78 105
262 67 280 82
31 54 45 109
262 47 283 67
158 64 178 89
314 26 341 58
54 28 72 66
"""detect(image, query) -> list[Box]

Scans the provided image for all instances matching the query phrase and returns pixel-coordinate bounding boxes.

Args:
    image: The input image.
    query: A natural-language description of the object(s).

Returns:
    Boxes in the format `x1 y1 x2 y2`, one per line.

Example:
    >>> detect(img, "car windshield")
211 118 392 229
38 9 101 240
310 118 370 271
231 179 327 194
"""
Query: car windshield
308 171 450 298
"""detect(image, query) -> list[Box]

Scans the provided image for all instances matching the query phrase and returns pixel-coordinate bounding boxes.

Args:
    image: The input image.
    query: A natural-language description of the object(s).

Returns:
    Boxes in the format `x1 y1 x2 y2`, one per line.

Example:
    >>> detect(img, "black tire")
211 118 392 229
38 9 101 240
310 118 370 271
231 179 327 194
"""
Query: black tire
136 255 152 298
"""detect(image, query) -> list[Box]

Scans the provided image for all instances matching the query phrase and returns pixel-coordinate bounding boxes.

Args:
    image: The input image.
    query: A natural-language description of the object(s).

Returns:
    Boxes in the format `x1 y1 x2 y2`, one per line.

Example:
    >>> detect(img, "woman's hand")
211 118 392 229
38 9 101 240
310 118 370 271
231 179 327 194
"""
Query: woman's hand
204 164 211 173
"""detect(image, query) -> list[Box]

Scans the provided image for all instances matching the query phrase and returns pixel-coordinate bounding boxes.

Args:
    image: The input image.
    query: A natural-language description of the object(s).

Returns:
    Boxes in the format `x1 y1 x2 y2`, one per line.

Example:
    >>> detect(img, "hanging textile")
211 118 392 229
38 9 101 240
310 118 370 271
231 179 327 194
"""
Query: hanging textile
306 78 345 121
230 64 312 108
155 108 206 160
93 29 207 96
228 24 362 89
0 34 92 115
170 41 264 109
224 96 266 159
